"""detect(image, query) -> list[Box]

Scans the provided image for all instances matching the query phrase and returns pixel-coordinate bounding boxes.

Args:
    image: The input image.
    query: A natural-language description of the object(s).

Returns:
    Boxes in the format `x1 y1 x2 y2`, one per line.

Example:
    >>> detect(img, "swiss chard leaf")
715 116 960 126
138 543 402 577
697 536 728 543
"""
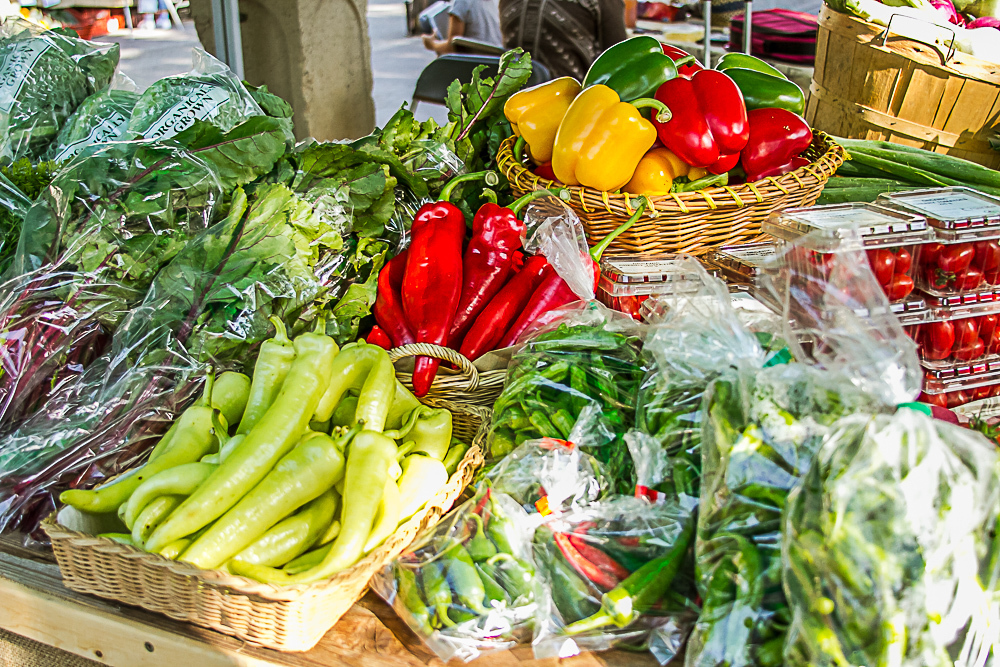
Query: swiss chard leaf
174 116 292 190
446 48 532 143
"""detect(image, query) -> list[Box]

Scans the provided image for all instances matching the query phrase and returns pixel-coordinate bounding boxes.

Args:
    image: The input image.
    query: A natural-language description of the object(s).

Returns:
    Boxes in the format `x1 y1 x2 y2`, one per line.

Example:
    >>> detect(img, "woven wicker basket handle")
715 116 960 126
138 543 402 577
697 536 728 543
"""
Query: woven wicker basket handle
389 343 481 392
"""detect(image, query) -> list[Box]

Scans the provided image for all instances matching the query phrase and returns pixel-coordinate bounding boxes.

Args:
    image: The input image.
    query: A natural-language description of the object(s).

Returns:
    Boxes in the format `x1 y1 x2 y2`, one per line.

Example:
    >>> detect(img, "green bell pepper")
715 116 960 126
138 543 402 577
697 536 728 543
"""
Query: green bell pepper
582 35 691 102
715 54 805 115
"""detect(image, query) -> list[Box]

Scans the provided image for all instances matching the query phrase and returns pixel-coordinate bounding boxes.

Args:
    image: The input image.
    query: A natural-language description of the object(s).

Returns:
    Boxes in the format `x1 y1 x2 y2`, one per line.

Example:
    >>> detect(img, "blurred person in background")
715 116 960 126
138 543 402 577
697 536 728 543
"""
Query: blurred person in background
499 0 627 79
423 0 503 55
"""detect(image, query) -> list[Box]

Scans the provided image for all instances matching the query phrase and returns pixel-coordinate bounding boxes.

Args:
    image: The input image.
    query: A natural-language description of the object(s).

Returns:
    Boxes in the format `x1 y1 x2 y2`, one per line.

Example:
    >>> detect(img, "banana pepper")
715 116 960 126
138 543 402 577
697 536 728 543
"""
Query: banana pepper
551 84 672 192
504 77 582 164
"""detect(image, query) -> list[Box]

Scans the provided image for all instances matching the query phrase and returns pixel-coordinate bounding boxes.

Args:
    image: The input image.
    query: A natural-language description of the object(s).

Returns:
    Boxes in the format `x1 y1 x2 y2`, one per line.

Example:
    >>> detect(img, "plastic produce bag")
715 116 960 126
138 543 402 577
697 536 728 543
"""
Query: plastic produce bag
371 487 537 663
532 495 698 663
48 79 139 162
487 301 647 492
626 259 772 504
783 409 1000 667
126 49 262 141
0 18 120 160
484 437 611 515
522 196 596 301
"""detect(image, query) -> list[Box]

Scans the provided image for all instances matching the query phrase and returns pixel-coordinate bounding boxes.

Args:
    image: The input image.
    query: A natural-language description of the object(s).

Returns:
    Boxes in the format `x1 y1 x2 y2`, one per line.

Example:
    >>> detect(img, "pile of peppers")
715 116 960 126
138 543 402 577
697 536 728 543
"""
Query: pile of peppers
61 317 470 583
504 37 814 194
370 174 647 397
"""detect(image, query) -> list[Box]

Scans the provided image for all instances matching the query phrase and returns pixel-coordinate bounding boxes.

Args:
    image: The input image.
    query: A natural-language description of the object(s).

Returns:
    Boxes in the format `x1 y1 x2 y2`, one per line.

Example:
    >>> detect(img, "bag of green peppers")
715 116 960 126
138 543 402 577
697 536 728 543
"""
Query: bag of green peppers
783 409 1000 667
531 495 698 664
686 362 883 667
484 437 611 515
487 301 647 494
625 261 775 504
371 486 538 663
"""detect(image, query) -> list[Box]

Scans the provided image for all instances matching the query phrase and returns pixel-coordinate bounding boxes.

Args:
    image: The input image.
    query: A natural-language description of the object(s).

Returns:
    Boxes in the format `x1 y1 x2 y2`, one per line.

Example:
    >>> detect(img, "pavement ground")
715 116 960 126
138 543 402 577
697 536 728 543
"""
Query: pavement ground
96 6 448 129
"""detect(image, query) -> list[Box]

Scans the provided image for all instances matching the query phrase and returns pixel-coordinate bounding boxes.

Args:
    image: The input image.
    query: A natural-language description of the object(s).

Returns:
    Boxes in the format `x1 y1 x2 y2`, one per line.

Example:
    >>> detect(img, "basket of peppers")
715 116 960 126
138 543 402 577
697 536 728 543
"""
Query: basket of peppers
368 172 648 427
497 37 846 256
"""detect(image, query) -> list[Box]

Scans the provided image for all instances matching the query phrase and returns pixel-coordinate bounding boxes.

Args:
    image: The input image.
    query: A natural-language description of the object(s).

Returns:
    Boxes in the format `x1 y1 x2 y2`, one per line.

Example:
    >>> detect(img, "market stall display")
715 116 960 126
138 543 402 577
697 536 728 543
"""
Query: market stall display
2 14 1000 667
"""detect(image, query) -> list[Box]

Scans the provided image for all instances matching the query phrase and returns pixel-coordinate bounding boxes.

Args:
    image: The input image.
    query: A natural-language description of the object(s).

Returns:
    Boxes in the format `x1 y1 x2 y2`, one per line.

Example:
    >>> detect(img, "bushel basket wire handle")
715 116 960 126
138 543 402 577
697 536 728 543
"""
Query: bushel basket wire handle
389 343 481 392
879 13 957 64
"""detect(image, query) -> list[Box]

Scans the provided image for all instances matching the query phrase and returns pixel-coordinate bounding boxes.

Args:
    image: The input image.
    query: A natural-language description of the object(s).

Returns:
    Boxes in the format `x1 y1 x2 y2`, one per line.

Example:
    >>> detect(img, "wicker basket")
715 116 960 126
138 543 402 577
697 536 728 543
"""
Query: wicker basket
390 343 506 441
497 133 845 256
41 406 487 653
808 5 1000 169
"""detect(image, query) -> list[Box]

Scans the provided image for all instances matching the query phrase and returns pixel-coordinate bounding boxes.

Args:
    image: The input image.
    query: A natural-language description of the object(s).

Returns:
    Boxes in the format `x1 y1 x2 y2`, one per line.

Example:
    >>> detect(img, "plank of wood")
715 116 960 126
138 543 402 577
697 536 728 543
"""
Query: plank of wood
0 547 659 667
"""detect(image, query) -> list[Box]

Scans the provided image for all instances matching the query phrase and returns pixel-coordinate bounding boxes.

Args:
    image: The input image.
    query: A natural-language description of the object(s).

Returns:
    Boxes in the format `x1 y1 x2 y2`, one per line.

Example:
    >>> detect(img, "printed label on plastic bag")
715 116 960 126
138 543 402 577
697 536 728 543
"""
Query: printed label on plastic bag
142 84 230 140
53 109 130 162
0 39 51 113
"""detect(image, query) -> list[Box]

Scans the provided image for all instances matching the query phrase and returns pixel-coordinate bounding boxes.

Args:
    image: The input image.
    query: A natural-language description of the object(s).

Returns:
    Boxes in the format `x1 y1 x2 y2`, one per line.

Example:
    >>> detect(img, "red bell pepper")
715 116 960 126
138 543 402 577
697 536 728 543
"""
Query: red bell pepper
741 108 812 182
373 250 414 348
748 155 810 182
653 70 748 168
460 254 551 360
534 162 558 181
402 171 491 396
661 45 703 78
449 190 554 347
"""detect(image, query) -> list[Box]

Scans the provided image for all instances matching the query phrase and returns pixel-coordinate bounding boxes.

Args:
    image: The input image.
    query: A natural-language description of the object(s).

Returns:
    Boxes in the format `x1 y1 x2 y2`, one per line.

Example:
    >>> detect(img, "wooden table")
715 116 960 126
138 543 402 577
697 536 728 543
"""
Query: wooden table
0 539 658 667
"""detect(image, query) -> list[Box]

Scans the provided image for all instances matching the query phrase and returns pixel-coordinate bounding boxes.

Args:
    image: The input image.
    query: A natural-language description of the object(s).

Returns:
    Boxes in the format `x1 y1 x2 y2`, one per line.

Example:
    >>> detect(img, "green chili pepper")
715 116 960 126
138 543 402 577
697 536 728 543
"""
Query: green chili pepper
238 317 296 434
563 517 693 633
313 342 396 431
231 488 338 567
537 542 599 623
489 430 515 459
442 543 488 614
211 371 251 428
551 409 575 438
232 429 398 583
144 328 338 553
61 374 222 515
122 461 217 530
385 381 422 431
329 394 359 428
476 562 511 608
442 441 469 476
184 428 352 569
485 504 516 555
397 567 434 636
528 410 560 437
467 514 497 562
421 559 456 628
498 404 531 431
133 495 183 548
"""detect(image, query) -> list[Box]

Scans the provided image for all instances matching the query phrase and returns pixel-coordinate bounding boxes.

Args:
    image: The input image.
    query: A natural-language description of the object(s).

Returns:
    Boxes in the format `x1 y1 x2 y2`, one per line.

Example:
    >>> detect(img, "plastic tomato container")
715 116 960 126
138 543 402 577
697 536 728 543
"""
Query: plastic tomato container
920 366 1000 408
762 203 932 305
596 254 712 320
910 313 1000 367
701 242 782 309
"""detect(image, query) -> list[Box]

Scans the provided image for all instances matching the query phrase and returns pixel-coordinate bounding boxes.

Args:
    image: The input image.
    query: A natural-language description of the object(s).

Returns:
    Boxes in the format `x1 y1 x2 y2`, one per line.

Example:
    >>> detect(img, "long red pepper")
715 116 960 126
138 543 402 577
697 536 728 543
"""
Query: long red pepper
402 171 493 397
448 189 555 346
554 532 620 591
374 249 414 347
459 254 550 360
568 534 630 581
366 325 393 350
499 200 648 348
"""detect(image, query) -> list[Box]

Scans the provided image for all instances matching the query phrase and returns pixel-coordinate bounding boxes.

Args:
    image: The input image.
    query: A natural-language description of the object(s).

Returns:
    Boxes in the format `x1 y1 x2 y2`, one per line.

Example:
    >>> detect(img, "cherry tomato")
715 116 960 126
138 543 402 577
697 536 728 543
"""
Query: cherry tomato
885 274 914 300
989 327 1000 355
893 247 913 275
986 267 1000 285
974 241 1000 274
868 249 895 285
920 392 948 408
975 385 995 400
980 314 998 342
924 267 953 291
937 243 975 273
993 384 1000 397
919 321 956 360
954 338 985 361
947 390 971 408
958 266 984 291
922 243 943 266
807 251 834 274
955 318 979 348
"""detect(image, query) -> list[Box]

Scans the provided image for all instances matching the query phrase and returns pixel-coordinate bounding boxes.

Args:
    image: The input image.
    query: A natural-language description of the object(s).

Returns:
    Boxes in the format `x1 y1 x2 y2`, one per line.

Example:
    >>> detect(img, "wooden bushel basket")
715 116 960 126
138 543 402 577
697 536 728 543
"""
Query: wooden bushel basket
808 5 1000 169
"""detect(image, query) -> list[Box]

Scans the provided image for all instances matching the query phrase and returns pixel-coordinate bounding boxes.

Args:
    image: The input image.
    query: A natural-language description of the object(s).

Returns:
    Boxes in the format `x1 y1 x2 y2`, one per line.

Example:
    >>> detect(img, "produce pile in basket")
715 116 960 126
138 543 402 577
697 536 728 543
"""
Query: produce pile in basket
504 39 814 194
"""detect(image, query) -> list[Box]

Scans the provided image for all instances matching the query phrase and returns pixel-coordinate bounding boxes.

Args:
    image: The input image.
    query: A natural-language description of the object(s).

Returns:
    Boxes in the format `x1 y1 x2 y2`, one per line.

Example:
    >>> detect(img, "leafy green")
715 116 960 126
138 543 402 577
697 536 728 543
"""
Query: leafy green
245 82 295 139
47 89 139 162
172 116 293 190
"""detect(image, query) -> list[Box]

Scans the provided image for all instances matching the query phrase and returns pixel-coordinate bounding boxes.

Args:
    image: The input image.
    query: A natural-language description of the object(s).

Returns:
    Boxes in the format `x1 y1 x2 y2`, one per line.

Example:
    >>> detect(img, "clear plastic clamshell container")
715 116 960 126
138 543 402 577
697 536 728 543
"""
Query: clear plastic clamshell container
919 366 1000 409
596 254 714 320
701 241 782 312
762 203 933 311
909 313 1000 369
877 187 1000 241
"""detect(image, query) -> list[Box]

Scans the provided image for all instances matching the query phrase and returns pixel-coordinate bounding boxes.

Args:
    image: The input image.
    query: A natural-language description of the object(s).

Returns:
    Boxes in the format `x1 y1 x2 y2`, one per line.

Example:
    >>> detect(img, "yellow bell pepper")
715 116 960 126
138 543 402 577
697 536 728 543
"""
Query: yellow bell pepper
551 84 672 192
504 77 582 164
623 147 710 195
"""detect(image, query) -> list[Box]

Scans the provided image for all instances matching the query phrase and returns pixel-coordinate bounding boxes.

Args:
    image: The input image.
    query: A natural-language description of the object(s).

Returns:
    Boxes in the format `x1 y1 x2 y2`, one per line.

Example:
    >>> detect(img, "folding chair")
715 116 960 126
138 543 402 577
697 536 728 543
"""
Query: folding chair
411 54 552 112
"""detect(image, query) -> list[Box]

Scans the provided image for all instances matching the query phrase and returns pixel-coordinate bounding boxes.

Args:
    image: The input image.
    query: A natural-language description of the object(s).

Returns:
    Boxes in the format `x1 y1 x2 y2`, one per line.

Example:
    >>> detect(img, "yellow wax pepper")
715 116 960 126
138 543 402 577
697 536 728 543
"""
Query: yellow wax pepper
504 77 582 164
551 84 672 192
624 147 710 195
